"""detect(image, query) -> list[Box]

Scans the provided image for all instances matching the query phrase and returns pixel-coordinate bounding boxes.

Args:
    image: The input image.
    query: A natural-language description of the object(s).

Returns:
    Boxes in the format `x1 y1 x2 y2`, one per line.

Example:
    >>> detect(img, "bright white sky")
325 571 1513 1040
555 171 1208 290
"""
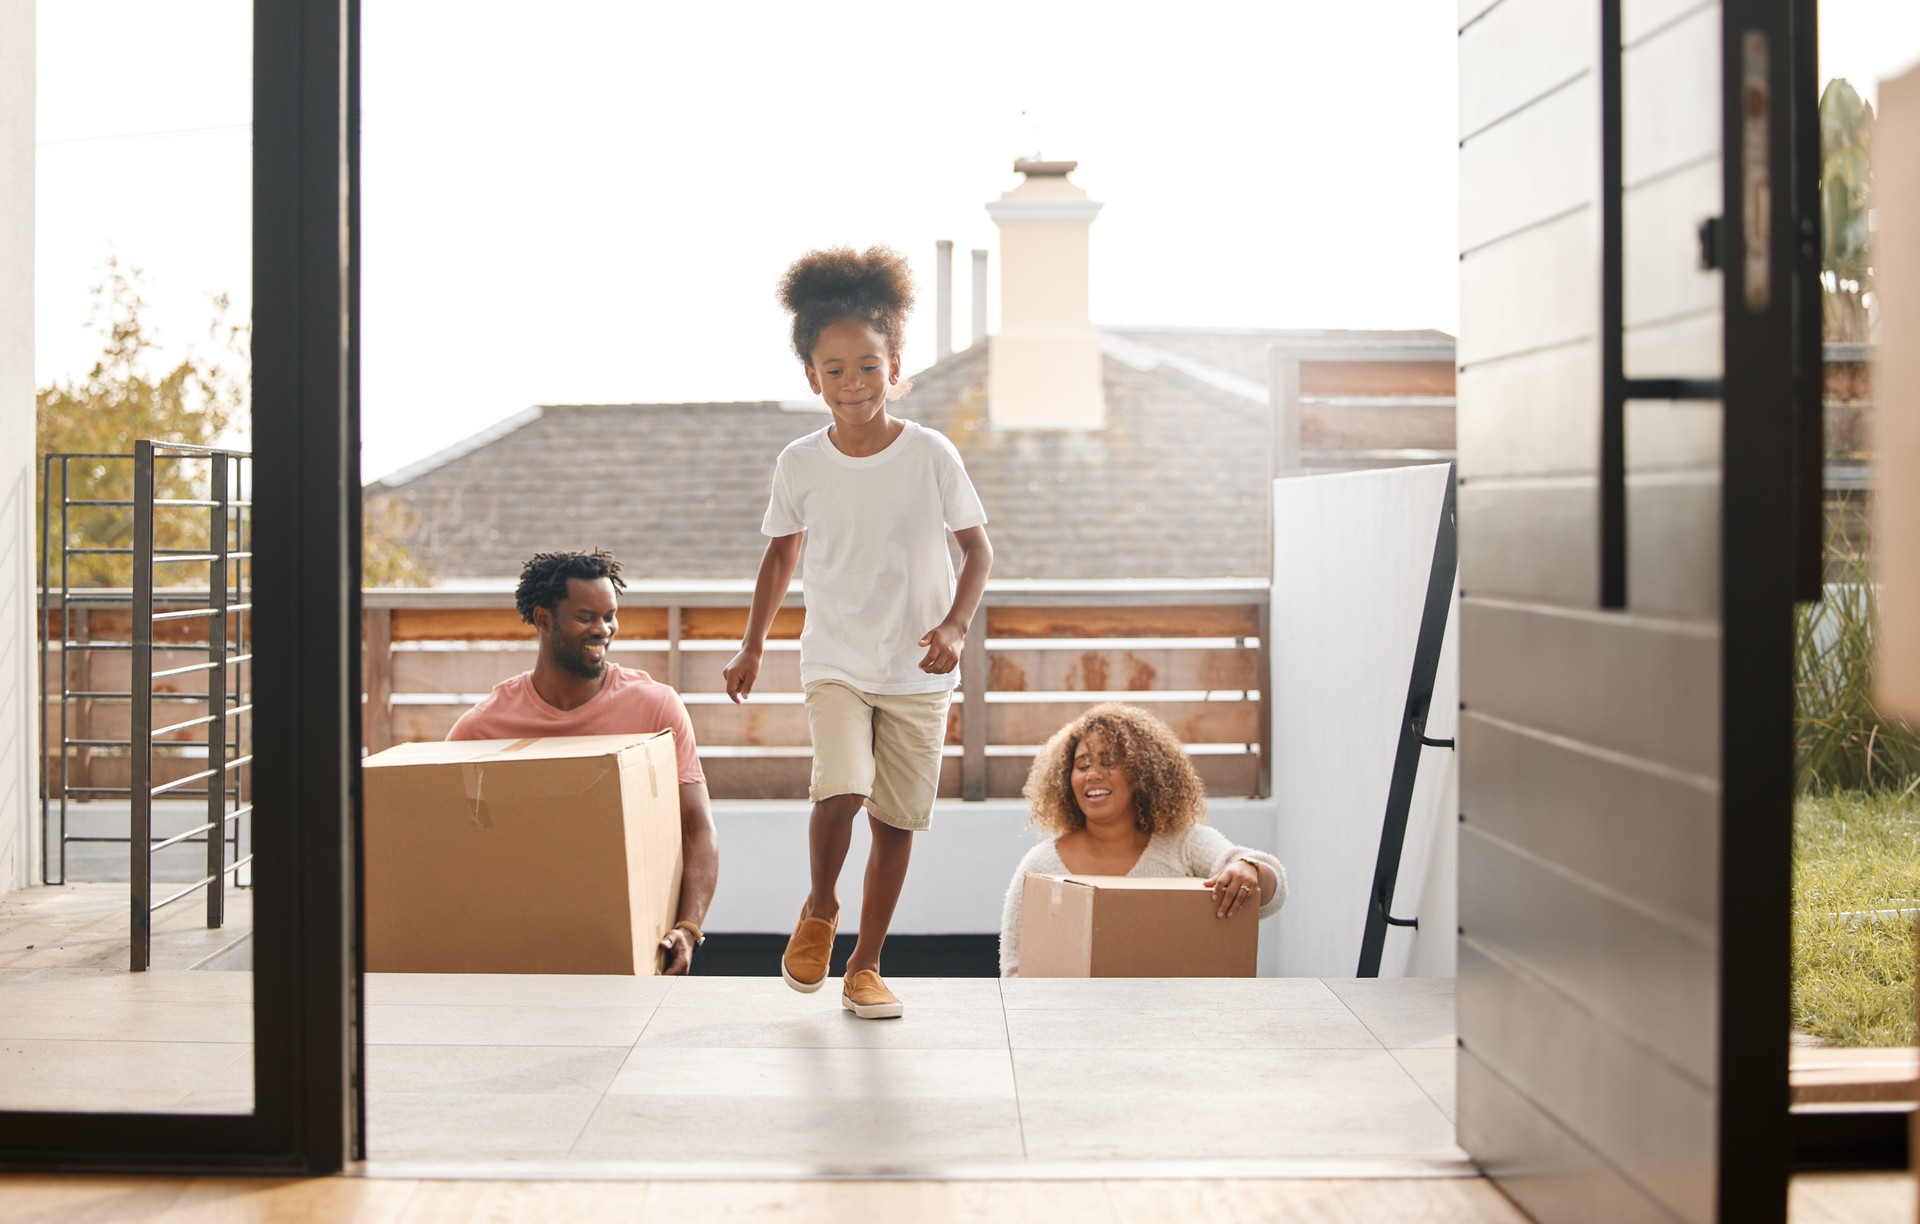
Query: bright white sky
32 2 1920 482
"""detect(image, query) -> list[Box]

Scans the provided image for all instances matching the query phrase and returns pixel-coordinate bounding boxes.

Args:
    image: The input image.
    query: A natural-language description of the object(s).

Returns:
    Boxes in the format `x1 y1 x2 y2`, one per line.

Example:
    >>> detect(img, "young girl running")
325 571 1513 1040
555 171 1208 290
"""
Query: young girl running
724 245 993 1020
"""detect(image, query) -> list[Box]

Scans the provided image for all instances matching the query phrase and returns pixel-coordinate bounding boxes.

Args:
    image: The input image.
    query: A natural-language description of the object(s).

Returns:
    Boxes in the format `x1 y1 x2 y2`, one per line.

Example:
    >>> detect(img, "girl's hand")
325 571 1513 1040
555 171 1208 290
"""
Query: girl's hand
1204 860 1262 919
722 648 761 703
918 621 965 673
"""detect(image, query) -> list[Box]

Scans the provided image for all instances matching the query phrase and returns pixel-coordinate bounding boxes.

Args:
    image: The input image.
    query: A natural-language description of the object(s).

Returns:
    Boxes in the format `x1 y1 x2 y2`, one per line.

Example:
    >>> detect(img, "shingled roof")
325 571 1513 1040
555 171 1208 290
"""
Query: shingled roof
371 328 1454 582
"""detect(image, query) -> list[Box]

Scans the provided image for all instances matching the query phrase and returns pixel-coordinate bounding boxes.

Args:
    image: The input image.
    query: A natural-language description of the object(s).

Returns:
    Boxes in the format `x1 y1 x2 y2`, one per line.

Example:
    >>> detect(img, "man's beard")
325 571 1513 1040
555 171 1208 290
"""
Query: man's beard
552 637 608 680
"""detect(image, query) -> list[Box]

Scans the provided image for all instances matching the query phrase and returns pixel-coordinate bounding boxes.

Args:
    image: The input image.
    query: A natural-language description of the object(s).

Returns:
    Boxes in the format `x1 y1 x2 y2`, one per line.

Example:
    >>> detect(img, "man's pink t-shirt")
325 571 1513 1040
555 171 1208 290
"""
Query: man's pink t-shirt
446 666 705 785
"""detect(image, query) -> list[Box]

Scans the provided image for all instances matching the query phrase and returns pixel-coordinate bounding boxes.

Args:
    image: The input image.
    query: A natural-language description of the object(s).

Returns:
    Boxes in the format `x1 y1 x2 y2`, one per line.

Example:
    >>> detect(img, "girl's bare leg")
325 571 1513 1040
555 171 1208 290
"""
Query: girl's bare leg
805 793 865 922
846 815 912 975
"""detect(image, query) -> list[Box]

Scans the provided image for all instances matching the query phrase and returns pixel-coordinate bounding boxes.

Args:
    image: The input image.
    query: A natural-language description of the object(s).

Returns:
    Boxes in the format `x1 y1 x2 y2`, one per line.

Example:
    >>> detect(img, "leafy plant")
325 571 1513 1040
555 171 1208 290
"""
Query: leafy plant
1794 509 1920 793
1820 78 1876 343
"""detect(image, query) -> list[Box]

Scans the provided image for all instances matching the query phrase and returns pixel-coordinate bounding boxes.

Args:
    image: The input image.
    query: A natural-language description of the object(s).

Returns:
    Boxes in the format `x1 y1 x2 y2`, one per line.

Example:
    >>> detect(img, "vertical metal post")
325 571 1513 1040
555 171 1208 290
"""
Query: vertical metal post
961 611 988 801
38 455 52 886
1599 0 1628 610
206 455 230 929
58 458 72 885
238 454 252 886
130 441 155 972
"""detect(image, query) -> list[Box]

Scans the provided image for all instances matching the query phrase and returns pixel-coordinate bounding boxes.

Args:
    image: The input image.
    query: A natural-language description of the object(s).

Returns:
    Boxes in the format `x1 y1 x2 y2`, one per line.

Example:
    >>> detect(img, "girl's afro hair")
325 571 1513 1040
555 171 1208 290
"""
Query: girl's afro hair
777 245 916 365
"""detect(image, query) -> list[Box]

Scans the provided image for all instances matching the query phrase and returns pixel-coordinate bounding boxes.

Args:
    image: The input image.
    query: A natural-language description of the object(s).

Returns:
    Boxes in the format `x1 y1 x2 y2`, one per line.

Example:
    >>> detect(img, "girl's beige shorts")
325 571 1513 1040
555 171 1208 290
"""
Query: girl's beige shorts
803 680 952 831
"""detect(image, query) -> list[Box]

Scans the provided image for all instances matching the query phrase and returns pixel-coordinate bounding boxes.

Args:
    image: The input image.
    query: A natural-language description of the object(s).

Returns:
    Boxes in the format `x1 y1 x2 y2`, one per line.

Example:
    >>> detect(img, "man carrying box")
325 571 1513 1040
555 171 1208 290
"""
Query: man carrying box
449 549 718 975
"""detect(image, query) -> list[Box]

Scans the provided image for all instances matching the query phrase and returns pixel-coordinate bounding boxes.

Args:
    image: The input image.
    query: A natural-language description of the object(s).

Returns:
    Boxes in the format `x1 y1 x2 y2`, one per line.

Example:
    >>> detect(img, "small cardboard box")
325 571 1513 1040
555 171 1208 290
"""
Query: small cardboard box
363 732 683 975
1019 873 1258 978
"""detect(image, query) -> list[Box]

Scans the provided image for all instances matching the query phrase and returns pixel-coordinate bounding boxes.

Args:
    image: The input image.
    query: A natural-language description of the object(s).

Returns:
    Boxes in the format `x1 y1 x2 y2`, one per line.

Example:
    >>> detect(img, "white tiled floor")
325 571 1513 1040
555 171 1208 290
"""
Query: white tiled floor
359 973 1466 1173
0 966 1467 1174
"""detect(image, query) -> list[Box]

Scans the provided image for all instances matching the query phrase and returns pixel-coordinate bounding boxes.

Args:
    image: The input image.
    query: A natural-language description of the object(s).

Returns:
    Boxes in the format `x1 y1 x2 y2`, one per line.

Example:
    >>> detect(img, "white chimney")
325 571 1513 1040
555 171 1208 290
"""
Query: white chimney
970 249 989 348
985 159 1105 430
935 240 954 360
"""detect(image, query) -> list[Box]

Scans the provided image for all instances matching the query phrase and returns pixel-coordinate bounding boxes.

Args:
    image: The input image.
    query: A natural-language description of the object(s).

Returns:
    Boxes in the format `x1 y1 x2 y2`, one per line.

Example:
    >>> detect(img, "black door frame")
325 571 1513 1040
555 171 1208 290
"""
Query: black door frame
0 0 363 1173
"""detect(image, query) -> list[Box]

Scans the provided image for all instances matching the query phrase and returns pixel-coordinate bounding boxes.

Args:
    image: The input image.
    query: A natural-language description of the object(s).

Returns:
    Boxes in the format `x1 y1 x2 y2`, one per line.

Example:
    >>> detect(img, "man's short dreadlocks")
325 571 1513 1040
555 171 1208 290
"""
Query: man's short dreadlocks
515 549 626 625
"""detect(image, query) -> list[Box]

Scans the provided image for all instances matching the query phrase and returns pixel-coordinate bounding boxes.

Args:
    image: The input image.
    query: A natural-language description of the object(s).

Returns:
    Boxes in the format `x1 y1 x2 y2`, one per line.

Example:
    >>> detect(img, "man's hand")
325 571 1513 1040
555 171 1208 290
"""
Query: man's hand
918 620 965 674
658 926 696 975
723 647 761 703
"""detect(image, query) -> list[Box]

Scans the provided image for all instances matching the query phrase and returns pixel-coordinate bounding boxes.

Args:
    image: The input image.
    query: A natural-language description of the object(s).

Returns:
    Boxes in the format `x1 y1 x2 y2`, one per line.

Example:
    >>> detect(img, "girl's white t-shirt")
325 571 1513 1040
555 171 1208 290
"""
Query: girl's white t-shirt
761 419 988 694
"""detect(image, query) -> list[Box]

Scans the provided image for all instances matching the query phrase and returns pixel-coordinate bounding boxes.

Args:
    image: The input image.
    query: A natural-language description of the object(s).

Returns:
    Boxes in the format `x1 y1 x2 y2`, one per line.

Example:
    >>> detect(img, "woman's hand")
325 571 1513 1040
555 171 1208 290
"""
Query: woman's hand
1204 859 1262 919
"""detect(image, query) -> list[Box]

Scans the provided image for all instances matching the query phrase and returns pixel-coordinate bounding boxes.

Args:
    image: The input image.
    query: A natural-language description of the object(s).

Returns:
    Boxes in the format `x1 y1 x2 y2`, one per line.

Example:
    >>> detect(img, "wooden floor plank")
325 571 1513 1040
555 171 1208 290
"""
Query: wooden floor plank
0 1173 1909 1222
1103 1177 1529 1224
1786 1172 1915 1223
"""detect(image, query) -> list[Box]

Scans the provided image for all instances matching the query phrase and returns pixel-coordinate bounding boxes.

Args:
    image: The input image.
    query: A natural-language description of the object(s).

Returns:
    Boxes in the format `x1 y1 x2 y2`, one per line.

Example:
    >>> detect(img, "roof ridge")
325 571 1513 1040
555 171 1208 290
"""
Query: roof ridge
1097 332 1268 404
372 405 544 488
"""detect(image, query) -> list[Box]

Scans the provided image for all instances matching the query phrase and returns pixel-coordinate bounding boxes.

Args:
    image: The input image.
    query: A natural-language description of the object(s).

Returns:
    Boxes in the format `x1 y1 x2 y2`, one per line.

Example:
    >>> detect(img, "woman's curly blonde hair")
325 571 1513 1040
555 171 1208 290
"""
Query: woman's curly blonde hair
1022 702 1208 837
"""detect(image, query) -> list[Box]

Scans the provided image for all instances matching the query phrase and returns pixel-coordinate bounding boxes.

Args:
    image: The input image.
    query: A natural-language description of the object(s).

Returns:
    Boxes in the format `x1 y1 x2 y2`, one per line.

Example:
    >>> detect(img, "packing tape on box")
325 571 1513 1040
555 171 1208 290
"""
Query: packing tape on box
460 762 494 829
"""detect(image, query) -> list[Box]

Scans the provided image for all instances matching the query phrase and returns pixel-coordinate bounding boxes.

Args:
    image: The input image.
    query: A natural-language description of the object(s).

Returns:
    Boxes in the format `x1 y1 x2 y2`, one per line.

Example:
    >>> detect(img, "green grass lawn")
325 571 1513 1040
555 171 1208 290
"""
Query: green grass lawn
1793 789 1920 1046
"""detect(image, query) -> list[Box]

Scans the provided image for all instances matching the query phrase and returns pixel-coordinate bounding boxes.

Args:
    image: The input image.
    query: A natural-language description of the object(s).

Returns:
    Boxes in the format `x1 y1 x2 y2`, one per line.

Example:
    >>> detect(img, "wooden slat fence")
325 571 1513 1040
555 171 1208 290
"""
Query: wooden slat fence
44 582 1270 802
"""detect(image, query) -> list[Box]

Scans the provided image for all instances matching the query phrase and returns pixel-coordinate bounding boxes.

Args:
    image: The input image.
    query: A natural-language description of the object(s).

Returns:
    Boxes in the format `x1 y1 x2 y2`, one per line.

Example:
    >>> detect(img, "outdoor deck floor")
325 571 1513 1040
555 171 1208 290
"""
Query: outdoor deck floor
0 966 1463 1176
0 881 1463 1175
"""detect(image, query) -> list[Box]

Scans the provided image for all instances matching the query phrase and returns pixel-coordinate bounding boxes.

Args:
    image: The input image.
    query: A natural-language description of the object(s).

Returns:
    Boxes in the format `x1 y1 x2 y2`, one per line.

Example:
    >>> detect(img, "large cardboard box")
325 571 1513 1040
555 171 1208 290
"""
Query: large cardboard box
1019 873 1258 977
364 732 683 974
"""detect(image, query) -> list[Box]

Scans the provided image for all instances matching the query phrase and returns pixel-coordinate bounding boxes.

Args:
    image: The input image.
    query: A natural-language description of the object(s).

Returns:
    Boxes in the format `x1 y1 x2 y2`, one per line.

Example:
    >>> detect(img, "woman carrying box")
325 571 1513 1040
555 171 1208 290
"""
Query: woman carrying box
998 702 1288 977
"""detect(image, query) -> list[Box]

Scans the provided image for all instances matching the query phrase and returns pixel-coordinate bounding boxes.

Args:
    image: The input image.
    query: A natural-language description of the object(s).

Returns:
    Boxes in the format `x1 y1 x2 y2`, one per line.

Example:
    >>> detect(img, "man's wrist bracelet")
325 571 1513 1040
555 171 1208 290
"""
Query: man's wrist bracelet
672 920 705 946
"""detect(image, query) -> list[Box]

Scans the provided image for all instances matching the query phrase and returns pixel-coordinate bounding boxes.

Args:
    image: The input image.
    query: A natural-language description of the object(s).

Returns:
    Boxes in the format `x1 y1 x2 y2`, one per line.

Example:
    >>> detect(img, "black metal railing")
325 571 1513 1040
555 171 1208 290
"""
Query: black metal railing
38 444 254 970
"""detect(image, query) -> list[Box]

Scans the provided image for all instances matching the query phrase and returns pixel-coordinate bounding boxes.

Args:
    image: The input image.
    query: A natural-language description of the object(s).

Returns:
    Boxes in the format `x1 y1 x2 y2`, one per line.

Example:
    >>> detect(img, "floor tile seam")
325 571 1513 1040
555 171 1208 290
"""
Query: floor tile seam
997 1006 1353 1014
1006 1051 1413 1059
1350 1009 1444 1052
366 1041 640 1053
0 1034 256 1045
369 1088 628 1101
367 1002 674 1012
1388 1048 1458 1121
629 978 673 1048
995 976 1031 1163
347 1155 1486 1180
652 1004 1005 1014
366 1043 645 1059
1007 1045 1410 1056
629 1043 1021 1059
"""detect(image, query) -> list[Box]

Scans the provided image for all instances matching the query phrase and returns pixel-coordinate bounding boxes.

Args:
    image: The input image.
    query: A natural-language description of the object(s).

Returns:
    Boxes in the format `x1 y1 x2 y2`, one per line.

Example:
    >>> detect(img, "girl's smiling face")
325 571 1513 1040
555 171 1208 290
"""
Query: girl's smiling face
1071 731 1137 828
806 319 899 429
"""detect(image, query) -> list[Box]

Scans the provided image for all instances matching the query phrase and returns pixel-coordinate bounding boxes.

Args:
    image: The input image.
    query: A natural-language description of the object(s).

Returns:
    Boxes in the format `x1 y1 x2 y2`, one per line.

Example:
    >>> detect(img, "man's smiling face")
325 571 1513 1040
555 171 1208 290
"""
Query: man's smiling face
540 576 619 679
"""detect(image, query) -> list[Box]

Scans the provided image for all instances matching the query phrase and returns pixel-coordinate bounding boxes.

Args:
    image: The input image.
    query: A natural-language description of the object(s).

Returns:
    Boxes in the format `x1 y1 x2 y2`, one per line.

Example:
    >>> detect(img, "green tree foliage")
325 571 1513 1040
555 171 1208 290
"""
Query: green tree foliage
37 259 435 590
363 491 435 588
1820 78 1875 342
35 260 246 588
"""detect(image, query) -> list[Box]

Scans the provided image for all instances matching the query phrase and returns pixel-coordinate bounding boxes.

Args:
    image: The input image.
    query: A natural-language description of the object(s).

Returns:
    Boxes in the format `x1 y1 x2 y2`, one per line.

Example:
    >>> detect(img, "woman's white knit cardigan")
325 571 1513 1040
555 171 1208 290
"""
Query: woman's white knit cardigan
998 824 1288 977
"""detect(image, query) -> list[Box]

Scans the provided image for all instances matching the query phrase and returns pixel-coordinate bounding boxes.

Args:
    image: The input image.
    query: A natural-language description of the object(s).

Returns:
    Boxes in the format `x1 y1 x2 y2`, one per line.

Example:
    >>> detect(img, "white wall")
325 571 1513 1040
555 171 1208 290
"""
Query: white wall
1270 465 1459 978
707 796 1290 975
1 0 37 893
